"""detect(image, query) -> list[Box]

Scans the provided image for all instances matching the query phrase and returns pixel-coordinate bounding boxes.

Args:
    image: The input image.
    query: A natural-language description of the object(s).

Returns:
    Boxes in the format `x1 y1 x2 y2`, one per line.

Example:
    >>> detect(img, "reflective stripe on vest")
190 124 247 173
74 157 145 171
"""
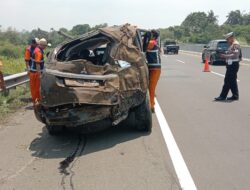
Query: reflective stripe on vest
30 47 45 72
26 46 36 68
146 50 161 69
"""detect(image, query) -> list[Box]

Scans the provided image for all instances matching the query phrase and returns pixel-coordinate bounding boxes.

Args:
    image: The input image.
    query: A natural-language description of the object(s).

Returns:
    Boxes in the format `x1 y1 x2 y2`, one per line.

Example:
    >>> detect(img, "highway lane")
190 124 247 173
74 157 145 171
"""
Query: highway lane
157 53 250 190
0 51 250 190
0 106 180 189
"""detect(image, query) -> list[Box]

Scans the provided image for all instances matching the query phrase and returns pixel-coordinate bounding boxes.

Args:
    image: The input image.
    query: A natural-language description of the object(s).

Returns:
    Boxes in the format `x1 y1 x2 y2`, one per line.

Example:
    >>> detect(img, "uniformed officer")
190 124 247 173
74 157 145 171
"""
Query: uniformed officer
215 32 242 101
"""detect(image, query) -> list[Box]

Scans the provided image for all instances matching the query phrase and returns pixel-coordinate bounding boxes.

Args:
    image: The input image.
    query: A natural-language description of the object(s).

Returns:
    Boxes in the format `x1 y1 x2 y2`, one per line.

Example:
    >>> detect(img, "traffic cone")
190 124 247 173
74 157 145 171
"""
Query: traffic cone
203 57 210 72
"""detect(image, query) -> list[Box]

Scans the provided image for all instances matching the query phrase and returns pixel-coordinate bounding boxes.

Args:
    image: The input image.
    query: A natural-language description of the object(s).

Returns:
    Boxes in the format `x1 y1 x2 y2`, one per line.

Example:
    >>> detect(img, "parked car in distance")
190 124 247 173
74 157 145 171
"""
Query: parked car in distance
202 40 229 65
163 41 179 54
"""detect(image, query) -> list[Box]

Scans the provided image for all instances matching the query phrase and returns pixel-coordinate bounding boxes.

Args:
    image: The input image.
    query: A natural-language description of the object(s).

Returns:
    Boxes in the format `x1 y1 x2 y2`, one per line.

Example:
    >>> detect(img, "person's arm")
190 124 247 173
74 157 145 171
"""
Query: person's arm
34 51 42 72
24 48 30 71
221 44 241 59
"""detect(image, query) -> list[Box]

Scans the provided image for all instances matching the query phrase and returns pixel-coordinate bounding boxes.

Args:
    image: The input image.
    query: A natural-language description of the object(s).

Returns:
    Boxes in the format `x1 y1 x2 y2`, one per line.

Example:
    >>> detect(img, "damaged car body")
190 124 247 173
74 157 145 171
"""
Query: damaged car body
35 24 152 135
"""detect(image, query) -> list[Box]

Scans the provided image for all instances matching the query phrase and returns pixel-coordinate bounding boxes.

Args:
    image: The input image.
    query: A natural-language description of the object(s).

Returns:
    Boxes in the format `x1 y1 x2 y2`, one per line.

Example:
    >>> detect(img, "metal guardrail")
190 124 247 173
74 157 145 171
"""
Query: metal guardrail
179 43 250 59
0 72 29 92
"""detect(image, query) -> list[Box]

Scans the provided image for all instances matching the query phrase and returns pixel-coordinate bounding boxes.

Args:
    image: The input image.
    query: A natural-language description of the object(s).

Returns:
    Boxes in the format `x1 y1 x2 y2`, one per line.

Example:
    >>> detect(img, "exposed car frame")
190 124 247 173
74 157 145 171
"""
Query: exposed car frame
34 24 153 135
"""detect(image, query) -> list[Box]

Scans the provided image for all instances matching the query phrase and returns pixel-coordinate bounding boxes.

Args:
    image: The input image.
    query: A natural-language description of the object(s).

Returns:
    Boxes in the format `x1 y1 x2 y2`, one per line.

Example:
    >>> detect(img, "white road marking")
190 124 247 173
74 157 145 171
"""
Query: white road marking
241 62 250 67
210 71 225 78
179 51 200 57
0 157 37 182
176 59 185 64
155 99 197 190
211 71 240 82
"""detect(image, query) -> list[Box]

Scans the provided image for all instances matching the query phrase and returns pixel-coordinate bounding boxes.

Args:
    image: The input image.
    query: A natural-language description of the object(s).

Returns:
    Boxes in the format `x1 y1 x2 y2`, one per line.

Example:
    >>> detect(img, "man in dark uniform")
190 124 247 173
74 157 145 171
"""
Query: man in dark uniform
215 32 242 101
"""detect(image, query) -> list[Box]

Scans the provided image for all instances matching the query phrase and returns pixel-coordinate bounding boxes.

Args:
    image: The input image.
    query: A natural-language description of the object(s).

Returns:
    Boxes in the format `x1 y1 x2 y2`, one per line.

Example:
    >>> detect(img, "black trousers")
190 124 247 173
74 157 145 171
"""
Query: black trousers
220 62 239 98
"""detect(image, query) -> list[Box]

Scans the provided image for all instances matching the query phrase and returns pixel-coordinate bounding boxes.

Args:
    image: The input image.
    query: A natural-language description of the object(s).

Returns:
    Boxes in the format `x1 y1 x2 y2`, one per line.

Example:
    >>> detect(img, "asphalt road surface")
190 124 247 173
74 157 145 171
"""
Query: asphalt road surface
0 52 250 190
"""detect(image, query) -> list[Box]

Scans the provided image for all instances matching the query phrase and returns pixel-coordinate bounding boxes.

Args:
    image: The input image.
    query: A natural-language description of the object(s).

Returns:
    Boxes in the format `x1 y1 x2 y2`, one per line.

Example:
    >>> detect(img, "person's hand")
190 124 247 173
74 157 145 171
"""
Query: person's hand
25 67 30 74
220 54 225 58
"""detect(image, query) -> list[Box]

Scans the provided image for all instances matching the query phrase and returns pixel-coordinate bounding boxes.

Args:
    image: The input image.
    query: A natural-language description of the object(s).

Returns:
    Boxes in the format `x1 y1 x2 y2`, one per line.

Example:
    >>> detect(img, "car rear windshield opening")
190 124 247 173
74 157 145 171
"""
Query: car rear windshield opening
56 35 112 66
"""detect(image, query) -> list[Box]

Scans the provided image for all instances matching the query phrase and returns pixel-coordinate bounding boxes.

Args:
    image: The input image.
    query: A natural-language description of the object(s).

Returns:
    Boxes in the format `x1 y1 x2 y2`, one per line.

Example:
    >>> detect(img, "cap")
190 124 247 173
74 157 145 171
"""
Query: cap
31 37 39 44
39 38 50 46
224 32 234 39
151 29 159 38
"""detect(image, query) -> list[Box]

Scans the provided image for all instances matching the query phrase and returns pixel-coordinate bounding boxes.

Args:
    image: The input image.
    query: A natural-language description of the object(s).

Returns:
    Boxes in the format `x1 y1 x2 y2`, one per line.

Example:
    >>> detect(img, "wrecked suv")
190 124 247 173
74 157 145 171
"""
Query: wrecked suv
34 24 152 135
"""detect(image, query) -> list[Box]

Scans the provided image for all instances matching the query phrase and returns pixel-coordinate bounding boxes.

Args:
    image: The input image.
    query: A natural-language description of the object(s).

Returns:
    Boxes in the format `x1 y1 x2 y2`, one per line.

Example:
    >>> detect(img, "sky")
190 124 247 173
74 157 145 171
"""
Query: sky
0 0 250 31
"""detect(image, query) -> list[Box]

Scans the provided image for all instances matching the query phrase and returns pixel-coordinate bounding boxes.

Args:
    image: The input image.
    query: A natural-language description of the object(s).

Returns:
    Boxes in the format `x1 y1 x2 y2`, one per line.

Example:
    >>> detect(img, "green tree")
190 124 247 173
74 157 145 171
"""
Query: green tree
181 12 208 33
242 12 250 25
92 23 108 30
29 28 49 42
179 11 219 43
207 10 218 24
225 10 243 25
71 24 91 36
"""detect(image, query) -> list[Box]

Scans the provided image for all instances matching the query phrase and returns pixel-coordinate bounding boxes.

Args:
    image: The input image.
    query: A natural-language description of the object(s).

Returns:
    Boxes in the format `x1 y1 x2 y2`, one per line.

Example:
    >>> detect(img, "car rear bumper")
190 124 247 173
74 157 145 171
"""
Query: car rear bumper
35 104 112 127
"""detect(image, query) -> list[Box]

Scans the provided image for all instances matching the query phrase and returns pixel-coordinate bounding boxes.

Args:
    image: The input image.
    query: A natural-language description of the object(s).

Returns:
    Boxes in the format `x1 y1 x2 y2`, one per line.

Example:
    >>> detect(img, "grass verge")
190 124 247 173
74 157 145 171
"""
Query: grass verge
0 56 25 74
0 85 31 123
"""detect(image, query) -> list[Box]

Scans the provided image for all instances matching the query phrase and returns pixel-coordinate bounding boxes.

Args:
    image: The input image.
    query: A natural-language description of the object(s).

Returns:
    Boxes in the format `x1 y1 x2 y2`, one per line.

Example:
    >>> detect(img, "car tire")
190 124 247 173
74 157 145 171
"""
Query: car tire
46 125 64 136
133 93 152 132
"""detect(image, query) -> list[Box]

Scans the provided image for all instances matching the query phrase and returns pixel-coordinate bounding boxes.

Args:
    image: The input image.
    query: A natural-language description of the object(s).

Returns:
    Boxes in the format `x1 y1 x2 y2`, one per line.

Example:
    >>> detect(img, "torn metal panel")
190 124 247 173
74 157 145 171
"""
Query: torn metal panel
35 24 149 127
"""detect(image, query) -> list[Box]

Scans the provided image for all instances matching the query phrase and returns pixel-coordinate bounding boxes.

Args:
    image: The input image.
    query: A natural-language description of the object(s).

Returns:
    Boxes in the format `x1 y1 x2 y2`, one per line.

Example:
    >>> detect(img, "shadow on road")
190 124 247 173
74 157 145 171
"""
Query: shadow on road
29 124 150 159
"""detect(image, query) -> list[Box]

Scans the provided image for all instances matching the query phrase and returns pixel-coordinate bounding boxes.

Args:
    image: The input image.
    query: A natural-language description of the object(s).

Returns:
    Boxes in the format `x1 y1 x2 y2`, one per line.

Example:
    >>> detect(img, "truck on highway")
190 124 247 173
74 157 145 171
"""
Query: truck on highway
163 40 179 54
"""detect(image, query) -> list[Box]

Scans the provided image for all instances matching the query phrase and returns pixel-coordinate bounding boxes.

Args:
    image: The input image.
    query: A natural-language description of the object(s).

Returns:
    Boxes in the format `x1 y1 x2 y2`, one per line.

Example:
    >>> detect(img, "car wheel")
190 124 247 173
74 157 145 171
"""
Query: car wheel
46 125 64 136
133 93 152 132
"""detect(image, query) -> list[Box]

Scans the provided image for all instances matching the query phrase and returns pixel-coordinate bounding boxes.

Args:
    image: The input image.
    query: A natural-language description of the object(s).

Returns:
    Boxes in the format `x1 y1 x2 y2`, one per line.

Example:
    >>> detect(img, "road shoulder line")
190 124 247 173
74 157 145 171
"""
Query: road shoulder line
155 99 197 190
176 59 185 64
211 71 240 82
